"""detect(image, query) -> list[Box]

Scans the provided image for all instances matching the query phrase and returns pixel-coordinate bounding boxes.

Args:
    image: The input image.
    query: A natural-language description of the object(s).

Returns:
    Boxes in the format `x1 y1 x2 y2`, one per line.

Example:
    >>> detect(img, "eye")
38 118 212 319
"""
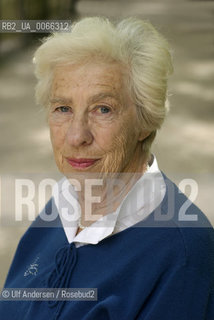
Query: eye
55 106 71 113
97 106 111 114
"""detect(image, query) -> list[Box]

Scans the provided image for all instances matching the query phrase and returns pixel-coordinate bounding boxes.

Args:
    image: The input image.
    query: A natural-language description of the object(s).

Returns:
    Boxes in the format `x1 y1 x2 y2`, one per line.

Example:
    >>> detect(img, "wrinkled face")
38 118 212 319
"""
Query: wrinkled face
48 62 147 176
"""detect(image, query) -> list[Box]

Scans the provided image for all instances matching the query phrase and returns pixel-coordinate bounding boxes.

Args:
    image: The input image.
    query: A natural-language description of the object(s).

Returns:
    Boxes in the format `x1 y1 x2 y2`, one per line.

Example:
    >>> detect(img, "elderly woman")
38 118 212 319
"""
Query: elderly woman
0 17 214 320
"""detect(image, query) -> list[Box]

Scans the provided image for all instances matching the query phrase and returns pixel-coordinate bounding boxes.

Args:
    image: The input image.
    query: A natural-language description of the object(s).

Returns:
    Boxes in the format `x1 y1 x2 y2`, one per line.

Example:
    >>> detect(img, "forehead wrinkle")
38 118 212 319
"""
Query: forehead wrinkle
51 79 122 104
50 92 121 108
51 63 131 107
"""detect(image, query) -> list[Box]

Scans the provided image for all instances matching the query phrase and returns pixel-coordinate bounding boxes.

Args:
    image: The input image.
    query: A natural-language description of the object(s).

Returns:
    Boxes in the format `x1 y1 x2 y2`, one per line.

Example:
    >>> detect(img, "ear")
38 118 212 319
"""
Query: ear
138 129 151 142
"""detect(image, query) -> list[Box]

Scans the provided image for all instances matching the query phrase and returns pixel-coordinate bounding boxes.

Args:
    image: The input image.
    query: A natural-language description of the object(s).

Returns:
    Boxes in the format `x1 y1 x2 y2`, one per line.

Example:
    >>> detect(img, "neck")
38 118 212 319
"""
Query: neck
75 154 150 228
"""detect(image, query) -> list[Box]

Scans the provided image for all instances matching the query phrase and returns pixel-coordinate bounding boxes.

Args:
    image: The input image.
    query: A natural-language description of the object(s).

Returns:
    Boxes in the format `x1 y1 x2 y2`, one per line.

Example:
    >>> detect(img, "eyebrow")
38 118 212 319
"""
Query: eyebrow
87 92 120 105
50 92 120 105
50 97 73 104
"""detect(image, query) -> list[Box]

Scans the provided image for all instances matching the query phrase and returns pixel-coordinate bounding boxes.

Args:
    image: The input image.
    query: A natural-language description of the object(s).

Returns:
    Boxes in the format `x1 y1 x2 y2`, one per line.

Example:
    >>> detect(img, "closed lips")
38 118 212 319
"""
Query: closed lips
66 158 100 168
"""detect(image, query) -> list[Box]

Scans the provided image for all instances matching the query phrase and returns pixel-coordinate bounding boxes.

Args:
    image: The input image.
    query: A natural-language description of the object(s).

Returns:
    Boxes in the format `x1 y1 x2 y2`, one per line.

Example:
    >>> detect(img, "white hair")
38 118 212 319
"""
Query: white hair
33 16 173 157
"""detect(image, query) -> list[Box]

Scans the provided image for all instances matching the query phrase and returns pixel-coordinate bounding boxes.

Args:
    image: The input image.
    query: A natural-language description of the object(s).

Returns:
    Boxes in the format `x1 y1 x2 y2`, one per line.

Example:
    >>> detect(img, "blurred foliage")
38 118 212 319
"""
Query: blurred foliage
1 0 78 20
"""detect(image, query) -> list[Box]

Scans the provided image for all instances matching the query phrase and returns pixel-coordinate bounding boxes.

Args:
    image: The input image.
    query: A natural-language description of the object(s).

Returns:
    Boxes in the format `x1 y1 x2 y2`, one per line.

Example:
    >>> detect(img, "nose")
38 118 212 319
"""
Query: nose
66 116 93 147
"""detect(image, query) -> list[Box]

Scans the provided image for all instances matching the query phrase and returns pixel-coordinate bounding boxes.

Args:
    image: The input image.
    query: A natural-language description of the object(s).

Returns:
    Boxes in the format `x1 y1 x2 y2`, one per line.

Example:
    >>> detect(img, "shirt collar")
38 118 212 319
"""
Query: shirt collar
53 155 164 245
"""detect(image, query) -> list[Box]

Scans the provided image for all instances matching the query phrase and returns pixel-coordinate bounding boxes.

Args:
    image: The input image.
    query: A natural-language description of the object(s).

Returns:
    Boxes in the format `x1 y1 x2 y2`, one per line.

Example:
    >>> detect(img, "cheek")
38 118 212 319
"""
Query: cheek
93 124 121 151
49 122 66 152
104 114 137 146
94 110 138 151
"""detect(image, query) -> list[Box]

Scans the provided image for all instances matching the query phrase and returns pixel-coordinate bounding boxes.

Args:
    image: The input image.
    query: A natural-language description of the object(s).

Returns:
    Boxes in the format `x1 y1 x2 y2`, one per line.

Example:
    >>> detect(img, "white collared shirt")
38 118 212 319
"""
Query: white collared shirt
53 155 166 248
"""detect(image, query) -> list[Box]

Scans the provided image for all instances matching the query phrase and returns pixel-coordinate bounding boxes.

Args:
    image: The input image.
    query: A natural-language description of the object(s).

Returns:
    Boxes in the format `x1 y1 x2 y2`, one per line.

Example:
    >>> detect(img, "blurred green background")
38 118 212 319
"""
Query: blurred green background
0 0 214 288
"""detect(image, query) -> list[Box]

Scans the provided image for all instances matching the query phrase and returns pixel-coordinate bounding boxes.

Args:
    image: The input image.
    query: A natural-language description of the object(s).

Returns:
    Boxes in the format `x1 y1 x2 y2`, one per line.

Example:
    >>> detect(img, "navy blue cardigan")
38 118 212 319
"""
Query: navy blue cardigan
0 173 214 320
